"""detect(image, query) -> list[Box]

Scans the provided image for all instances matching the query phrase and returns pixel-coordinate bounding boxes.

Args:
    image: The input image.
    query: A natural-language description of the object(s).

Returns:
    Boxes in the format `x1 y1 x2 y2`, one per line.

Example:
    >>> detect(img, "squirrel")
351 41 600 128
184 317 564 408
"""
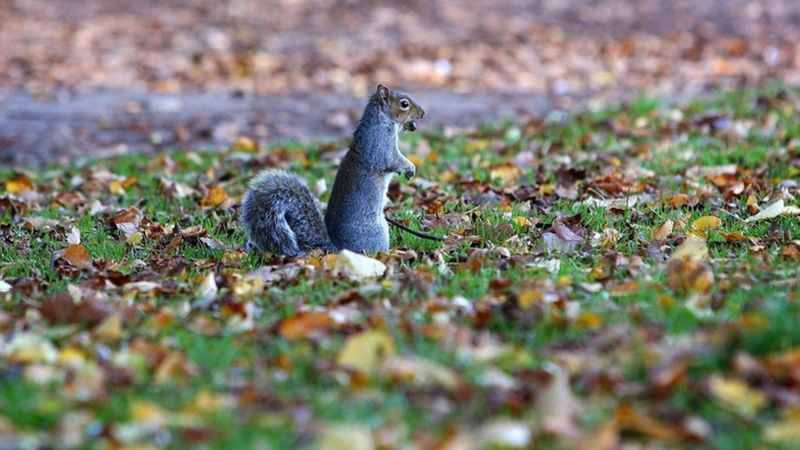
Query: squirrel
239 84 426 256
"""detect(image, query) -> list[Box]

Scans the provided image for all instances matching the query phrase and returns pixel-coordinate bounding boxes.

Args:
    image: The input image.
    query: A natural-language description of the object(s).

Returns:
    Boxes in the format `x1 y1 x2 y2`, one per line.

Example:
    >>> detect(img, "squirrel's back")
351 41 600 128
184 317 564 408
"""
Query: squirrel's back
239 169 334 256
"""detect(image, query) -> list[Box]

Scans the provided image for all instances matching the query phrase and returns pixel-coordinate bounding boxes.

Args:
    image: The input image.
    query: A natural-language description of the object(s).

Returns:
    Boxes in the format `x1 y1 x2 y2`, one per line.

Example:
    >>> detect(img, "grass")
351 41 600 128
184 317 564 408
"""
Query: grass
1 86 800 449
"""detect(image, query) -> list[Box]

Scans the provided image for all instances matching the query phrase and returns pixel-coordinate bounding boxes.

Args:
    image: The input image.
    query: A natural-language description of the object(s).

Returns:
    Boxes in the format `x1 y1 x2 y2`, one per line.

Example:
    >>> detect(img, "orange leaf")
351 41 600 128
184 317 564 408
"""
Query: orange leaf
279 312 336 340
63 244 92 268
202 186 228 207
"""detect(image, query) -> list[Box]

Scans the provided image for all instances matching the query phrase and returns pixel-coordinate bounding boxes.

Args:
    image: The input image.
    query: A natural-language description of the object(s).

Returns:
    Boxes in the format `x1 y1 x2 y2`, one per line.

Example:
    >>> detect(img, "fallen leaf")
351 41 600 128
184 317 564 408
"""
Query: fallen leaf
331 250 386 280
537 363 581 438
379 356 460 389
280 312 336 340
316 424 374 450
691 215 721 234
62 244 92 269
780 241 800 260
651 219 674 240
489 163 521 184
477 420 532 448
5 175 34 194
230 136 258 153
666 256 714 293
201 186 228 207
5 333 58 364
337 330 395 374
196 272 218 302
66 226 81 245
93 313 123 342
708 375 766 418
616 404 680 439
0 280 11 293
670 234 709 260
744 199 800 223
763 415 800 444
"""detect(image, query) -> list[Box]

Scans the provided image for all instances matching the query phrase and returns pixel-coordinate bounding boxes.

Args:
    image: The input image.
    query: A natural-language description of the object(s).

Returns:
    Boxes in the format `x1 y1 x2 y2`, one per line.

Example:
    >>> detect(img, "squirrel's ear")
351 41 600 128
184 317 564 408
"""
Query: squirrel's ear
376 84 390 104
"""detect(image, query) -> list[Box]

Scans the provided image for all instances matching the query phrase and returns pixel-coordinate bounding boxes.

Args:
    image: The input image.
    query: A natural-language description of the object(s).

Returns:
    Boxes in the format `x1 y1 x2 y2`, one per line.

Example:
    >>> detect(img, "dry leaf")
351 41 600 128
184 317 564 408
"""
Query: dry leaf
708 376 766 418
316 424 374 450
337 330 395 374
280 312 336 340
651 219 674 240
63 244 92 268
763 415 800 444
66 226 81 245
379 356 460 389
331 250 386 280
196 272 218 302
666 256 714 294
691 215 721 234
537 363 581 438
5 175 34 194
670 234 709 261
201 186 228 207
744 199 800 223
93 313 123 342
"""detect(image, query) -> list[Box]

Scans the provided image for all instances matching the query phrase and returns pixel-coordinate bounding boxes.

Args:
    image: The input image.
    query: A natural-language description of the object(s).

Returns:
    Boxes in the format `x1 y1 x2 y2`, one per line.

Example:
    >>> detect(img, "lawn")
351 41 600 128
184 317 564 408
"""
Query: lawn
1 87 800 449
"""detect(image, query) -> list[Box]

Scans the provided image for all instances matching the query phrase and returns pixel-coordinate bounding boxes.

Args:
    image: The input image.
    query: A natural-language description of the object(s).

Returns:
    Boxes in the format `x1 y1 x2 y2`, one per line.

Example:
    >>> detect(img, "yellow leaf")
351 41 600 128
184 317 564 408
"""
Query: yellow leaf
651 219 674 240
201 186 228 207
337 330 395 374
57 347 87 369
232 275 264 298
7 333 57 364
230 136 258 153
5 175 34 194
131 401 168 425
379 356 459 389
576 312 604 330
518 289 542 309
512 216 532 228
407 154 423 168
490 164 521 184
709 376 766 418
126 231 144 245
670 234 709 261
764 415 800 444
692 215 721 234
93 313 123 342
109 180 125 195
316 424 374 450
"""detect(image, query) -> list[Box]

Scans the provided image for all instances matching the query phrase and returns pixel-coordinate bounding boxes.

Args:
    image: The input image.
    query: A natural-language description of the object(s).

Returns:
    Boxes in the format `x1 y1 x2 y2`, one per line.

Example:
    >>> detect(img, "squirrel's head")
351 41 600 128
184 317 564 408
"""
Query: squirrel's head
375 84 425 132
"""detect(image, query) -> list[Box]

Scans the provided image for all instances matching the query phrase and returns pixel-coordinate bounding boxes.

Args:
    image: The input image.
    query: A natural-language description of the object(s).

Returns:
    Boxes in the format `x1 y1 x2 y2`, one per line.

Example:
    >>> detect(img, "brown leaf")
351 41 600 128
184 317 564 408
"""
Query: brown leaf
62 244 92 269
4 175 35 194
666 256 714 294
201 186 228 208
651 220 674 240
780 241 800 260
616 404 680 439
279 312 336 340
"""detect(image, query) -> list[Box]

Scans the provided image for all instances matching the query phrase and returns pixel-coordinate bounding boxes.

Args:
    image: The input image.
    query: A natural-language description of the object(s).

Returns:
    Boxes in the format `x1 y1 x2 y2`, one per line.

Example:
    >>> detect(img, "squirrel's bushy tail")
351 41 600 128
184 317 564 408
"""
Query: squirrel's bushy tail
239 169 335 256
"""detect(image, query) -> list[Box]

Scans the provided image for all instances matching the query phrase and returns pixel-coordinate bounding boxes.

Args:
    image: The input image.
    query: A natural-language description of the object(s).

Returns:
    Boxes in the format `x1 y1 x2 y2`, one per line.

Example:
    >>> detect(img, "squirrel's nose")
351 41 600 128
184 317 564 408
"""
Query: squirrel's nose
403 167 416 179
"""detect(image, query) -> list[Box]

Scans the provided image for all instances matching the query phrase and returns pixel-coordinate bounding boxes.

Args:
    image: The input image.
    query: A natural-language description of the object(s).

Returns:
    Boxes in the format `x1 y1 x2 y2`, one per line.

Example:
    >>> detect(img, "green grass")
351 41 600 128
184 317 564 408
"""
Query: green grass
1 86 800 448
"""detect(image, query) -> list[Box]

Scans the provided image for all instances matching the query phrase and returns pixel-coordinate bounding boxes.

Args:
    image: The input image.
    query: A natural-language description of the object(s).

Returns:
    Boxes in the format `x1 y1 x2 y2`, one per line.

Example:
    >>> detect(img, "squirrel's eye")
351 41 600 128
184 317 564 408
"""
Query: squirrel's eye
399 99 410 109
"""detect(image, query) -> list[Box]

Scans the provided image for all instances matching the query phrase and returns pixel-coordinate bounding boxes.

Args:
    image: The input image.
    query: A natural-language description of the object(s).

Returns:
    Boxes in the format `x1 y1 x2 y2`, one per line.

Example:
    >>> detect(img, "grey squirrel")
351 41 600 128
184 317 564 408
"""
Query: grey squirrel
240 84 425 256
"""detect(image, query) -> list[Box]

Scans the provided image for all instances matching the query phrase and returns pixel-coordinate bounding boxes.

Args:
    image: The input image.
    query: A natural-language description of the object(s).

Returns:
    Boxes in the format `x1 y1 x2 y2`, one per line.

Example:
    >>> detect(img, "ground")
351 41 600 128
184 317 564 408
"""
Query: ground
3 0 800 165
1 87 800 448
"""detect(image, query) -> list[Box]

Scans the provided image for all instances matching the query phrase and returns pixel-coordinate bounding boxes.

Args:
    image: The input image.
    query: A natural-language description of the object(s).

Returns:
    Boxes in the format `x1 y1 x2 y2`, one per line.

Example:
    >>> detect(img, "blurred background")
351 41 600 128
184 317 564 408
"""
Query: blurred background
1 0 799 165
